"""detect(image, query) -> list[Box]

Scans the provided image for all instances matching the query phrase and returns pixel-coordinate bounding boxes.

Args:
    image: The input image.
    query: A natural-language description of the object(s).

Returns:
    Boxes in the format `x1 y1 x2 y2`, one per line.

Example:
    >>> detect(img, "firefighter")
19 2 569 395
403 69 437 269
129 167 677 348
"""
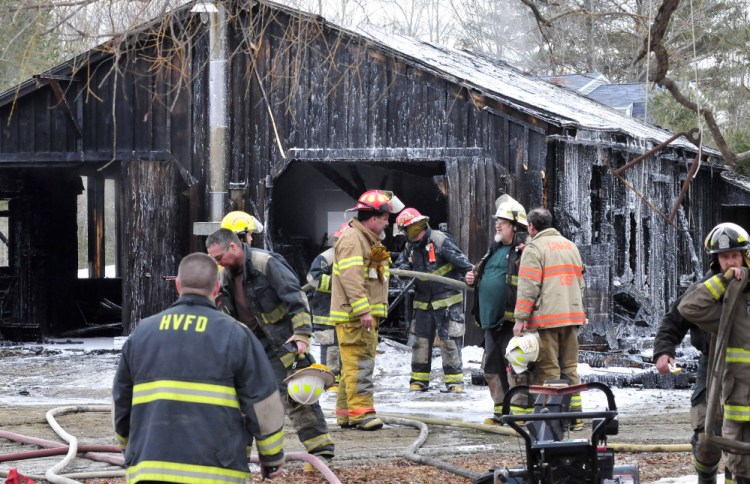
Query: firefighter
306 222 350 392
206 226 335 467
654 295 728 484
467 195 530 422
113 253 285 482
221 210 263 244
679 222 750 484
514 208 586 430
331 189 404 431
393 208 473 392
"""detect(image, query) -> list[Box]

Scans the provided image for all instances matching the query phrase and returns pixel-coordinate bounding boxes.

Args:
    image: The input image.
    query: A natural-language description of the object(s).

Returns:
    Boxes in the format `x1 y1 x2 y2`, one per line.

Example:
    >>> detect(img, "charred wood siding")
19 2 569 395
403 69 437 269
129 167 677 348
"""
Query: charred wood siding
122 160 187 333
229 6 551 345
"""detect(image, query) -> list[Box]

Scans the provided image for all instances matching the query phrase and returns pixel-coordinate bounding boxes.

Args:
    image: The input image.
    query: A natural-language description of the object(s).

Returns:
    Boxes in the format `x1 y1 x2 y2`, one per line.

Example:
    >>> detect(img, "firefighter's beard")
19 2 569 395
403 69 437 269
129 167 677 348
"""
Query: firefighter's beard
494 233 502 244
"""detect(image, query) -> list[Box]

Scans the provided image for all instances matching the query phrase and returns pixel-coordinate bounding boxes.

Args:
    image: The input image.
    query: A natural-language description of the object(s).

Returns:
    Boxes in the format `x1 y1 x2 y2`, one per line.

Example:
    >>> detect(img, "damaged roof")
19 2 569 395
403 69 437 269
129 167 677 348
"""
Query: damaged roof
351 26 707 154
0 0 715 156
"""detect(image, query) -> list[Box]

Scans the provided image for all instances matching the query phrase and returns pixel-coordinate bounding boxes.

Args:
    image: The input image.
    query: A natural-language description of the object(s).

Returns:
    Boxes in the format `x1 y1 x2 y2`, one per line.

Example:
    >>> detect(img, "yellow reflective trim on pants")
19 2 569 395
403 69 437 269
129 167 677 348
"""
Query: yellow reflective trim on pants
510 406 533 415
116 433 127 449
725 405 750 421
511 275 518 286
133 380 239 408
414 294 464 311
411 372 430 382
569 394 582 411
503 310 515 322
444 373 463 384
726 347 750 364
126 460 248 484
256 429 284 456
692 454 719 474
303 433 334 453
703 275 726 301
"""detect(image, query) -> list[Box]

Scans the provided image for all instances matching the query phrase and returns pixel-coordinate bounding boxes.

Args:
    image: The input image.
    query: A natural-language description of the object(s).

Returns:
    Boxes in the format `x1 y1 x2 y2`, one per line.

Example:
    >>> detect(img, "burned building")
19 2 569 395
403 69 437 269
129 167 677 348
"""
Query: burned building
0 0 746 346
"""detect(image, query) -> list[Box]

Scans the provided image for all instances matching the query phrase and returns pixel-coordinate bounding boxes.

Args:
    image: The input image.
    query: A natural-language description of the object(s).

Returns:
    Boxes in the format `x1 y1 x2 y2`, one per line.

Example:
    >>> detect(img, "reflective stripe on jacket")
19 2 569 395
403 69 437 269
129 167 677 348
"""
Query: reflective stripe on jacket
330 219 389 322
395 228 473 311
679 268 750 423
514 228 586 329
112 294 285 482
306 247 335 327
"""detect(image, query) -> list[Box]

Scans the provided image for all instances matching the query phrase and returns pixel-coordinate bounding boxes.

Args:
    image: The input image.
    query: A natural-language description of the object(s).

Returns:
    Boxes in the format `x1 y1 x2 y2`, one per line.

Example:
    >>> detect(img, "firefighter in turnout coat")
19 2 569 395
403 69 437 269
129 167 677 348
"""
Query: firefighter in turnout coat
678 223 750 484
331 189 404 431
206 228 335 464
306 222 350 392
514 208 586 429
393 208 473 392
113 253 285 483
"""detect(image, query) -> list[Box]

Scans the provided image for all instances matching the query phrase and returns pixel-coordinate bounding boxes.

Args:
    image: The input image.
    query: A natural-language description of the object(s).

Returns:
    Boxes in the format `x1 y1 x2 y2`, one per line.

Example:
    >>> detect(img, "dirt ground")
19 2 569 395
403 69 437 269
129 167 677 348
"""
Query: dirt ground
0 341 702 483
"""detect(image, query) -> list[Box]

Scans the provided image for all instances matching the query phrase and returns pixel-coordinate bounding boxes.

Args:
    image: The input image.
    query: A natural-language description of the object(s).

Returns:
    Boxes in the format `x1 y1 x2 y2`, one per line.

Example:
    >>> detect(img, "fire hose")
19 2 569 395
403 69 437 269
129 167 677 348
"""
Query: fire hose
0 405 341 484
705 269 750 454
390 268 472 290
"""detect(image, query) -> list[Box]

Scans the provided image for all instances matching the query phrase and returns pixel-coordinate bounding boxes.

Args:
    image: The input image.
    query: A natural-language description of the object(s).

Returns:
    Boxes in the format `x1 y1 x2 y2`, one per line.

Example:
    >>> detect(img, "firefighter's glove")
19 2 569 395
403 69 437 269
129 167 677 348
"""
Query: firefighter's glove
369 244 391 281
261 464 284 479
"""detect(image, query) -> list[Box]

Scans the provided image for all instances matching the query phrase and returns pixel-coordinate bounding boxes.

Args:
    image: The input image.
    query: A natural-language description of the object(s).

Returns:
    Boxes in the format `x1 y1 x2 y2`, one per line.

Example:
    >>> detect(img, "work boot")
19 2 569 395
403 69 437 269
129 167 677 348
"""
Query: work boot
696 472 717 484
570 418 584 431
447 385 464 393
303 453 333 472
483 414 505 426
409 383 428 392
354 416 384 431
337 419 355 430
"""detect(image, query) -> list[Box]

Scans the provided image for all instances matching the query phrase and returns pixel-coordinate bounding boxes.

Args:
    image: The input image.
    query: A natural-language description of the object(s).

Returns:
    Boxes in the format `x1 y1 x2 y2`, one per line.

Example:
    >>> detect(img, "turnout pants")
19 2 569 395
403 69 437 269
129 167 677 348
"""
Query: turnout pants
313 326 341 383
336 319 379 424
484 323 533 417
691 354 724 480
532 326 582 414
410 305 465 389
269 355 335 458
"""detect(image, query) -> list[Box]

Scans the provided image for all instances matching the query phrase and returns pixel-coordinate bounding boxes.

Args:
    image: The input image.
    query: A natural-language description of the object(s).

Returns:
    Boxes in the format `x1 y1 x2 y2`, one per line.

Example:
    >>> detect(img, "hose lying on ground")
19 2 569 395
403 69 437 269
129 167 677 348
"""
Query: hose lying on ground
379 412 692 453
1 405 342 484
379 415 483 480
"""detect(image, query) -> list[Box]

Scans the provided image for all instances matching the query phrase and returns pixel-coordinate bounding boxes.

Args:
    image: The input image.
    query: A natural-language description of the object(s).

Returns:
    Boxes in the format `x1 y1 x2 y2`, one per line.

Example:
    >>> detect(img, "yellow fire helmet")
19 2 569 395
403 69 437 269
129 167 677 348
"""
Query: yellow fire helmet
505 332 540 374
221 211 264 236
283 363 335 405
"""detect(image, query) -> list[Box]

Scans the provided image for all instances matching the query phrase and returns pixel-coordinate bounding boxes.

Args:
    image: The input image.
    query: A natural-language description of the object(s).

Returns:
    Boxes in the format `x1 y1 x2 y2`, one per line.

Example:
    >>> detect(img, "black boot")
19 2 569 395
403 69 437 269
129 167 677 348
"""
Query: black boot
697 471 716 484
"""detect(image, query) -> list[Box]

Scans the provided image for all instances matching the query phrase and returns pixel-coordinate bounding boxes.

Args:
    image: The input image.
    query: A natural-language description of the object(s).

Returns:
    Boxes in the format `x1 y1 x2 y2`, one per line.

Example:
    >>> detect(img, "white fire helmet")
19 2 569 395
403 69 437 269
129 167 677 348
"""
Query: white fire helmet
505 332 540 373
283 363 335 405
494 194 528 228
